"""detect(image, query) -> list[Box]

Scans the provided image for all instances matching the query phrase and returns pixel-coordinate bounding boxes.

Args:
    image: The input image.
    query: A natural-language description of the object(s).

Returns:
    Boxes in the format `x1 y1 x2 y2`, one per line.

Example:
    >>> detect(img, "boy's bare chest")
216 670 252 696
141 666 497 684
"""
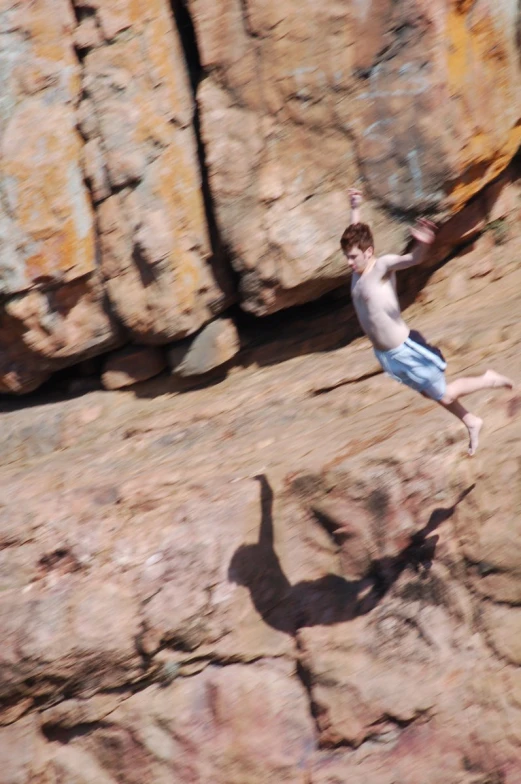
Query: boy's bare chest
352 272 397 309
351 273 378 304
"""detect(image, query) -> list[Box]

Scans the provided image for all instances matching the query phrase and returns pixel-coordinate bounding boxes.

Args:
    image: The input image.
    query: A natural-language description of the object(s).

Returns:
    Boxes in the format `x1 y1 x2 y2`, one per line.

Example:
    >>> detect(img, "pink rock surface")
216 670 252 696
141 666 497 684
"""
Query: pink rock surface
56 662 316 784
3 239 521 783
2 153 521 784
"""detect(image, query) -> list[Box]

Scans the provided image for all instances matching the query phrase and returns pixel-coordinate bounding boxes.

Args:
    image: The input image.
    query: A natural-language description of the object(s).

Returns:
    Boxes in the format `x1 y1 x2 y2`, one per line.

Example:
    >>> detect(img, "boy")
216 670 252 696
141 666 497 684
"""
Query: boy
342 188 513 456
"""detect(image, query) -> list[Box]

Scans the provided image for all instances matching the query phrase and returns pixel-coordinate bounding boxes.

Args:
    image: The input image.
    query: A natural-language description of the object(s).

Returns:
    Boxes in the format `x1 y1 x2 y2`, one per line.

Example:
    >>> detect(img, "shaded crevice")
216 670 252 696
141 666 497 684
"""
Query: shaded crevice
170 0 238 301
295 636 322 747
42 720 111 744
346 710 430 753
170 0 200 93
69 0 126 345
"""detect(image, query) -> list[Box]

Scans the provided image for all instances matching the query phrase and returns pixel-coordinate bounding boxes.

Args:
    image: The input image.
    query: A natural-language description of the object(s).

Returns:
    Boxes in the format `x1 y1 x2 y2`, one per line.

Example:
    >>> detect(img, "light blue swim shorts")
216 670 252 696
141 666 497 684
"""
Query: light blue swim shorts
374 331 447 401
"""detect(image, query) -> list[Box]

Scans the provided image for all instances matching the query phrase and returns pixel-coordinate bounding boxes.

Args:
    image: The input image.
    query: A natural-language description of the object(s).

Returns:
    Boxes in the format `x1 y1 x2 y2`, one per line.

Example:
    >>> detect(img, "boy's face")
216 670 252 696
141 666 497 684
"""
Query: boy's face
343 244 373 274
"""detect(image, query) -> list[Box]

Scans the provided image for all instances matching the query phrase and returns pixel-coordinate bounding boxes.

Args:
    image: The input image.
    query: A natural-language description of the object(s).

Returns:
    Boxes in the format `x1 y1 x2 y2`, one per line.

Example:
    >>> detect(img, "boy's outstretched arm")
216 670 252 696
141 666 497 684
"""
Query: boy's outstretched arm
378 219 437 273
349 188 363 224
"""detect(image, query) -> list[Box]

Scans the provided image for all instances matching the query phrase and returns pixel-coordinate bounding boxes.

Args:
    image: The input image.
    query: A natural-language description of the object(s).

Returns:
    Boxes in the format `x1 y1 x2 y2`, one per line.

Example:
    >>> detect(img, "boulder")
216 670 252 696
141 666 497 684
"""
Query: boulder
167 317 240 377
47 663 315 784
101 346 167 390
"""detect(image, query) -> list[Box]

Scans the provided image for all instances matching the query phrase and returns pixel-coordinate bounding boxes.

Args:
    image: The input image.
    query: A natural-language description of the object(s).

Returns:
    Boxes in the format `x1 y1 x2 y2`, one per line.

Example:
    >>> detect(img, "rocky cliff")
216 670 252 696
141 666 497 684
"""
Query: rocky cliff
2 203 521 781
3 1 521 781
1 0 521 393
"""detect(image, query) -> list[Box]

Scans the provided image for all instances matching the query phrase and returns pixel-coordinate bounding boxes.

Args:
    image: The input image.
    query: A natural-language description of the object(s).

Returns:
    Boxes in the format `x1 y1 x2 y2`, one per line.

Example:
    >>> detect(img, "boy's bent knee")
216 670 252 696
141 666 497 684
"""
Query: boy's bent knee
439 392 455 406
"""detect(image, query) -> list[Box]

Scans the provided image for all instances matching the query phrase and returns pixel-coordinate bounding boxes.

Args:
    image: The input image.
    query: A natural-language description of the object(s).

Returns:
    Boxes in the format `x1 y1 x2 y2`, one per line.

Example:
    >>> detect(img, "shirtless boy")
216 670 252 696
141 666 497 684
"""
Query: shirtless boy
342 189 513 456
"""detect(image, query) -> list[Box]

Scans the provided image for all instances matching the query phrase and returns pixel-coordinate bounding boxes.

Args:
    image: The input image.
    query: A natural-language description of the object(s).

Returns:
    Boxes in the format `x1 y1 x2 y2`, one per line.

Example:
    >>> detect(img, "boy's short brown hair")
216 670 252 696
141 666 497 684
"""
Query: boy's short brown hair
340 222 374 253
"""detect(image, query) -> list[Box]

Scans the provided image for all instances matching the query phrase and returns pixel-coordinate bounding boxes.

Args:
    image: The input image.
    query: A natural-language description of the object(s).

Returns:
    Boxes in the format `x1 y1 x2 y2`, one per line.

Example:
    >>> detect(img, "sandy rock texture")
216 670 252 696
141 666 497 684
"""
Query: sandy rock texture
2 216 521 781
192 0 521 313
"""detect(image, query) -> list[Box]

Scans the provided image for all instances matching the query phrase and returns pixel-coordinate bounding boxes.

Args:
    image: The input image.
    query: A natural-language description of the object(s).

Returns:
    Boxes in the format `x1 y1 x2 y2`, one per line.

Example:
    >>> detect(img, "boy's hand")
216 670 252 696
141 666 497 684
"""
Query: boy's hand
410 218 437 245
349 188 363 209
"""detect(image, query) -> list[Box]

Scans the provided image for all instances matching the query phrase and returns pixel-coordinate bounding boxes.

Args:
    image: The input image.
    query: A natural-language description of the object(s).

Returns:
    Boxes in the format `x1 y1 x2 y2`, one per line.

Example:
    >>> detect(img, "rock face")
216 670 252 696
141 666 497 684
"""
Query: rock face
192 0 521 313
84 0 233 344
1 0 521 392
0 1 118 393
101 345 166 389
2 209 521 781
167 317 240 377
0 0 232 393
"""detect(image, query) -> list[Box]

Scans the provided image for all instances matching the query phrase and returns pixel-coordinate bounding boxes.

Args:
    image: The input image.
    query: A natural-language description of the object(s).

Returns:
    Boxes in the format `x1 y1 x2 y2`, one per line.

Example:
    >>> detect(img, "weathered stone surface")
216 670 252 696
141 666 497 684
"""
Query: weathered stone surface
0 0 237 394
2 0 521 393
0 715 49 784
2 214 521 780
2 245 521 778
101 345 166 390
0 0 119 392
0 277 118 394
191 0 521 313
310 714 521 784
483 604 521 665
0 574 144 708
0 467 293 716
3 6 521 781
84 0 233 343
41 693 125 729
45 663 315 784
167 317 240 377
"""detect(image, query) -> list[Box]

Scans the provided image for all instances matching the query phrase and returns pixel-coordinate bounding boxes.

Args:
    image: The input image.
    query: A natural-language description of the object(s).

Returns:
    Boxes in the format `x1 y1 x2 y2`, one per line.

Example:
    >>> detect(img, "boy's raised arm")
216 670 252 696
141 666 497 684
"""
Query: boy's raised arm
349 188 363 224
378 218 437 273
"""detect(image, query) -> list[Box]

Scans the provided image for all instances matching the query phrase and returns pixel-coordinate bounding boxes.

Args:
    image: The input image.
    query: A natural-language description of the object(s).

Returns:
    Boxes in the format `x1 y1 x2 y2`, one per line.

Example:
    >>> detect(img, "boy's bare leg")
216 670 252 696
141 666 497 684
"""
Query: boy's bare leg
438 370 514 456
438 399 483 456
445 370 513 400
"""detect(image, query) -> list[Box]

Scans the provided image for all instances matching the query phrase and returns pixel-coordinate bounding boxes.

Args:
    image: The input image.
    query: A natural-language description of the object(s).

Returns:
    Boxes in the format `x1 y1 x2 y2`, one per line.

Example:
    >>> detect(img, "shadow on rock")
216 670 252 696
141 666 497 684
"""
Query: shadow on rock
228 475 474 636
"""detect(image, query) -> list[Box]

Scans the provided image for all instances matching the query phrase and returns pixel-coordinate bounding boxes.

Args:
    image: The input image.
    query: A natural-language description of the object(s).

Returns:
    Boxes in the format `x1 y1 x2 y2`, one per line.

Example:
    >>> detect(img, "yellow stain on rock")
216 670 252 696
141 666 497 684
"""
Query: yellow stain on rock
23 0 81 100
154 143 210 312
446 1 521 210
3 103 95 284
141 0 192 125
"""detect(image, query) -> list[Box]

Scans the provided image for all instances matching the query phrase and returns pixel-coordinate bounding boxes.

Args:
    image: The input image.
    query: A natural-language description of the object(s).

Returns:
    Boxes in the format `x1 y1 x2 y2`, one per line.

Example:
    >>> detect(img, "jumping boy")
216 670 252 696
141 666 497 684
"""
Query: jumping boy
342 188 513 456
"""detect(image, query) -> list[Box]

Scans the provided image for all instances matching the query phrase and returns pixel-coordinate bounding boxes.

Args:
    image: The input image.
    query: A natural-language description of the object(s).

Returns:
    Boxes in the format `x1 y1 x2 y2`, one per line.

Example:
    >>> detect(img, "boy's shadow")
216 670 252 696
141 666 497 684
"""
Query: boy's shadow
228 475 474 636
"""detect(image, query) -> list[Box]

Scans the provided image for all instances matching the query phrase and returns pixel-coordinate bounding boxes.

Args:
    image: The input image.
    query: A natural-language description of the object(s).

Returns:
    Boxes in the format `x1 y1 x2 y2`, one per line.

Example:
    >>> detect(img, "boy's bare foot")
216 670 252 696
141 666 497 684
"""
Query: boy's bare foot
466 415 483 456
484 369 514 389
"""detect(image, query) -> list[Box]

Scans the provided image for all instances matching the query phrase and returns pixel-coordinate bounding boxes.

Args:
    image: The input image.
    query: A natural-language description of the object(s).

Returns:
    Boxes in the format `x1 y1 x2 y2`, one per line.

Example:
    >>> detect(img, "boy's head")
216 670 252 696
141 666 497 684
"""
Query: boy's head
340 223 375 273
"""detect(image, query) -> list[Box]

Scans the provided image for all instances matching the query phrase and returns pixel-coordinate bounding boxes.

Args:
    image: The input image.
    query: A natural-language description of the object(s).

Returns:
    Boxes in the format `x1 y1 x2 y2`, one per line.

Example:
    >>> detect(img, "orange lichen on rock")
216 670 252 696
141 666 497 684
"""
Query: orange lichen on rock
2 103 95 285
83 0 230 343
0 0 92 291
0 0 119 391
445 0 521 209
15 0 81 101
